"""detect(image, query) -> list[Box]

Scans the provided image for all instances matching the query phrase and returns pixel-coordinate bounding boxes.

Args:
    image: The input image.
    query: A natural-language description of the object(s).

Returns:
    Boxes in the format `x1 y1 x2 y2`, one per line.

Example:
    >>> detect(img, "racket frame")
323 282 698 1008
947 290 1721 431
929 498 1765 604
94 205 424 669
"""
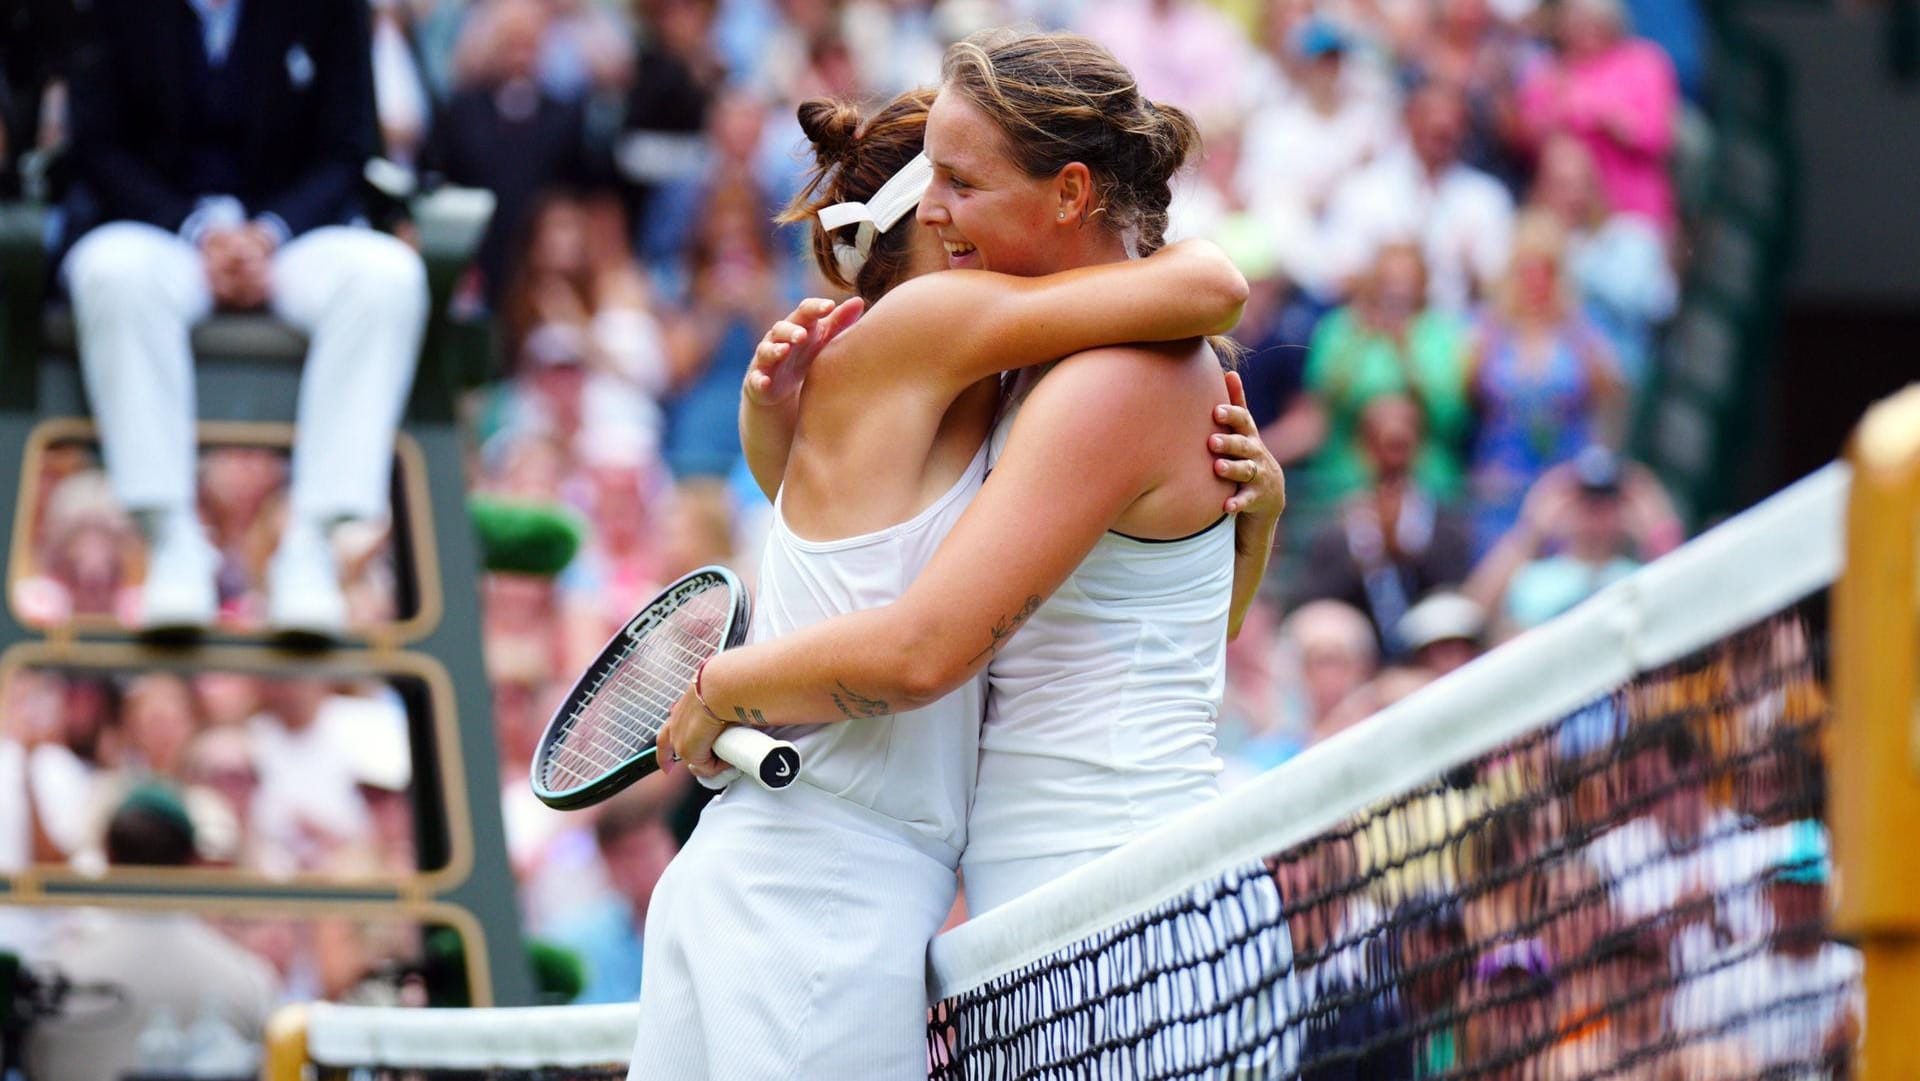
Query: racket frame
530 566 750 810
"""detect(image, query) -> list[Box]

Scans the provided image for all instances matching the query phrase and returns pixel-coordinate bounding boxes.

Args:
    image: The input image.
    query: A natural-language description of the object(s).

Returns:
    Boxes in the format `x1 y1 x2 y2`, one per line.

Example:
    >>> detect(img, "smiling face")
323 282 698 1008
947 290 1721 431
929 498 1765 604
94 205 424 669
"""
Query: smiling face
899 219 951 282
918 89 1078 277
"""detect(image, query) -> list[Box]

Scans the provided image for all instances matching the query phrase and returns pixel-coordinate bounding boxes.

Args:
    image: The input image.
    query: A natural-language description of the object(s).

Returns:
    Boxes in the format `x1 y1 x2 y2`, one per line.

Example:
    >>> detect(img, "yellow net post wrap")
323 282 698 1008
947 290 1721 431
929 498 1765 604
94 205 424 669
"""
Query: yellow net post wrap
1833 384 1920 1081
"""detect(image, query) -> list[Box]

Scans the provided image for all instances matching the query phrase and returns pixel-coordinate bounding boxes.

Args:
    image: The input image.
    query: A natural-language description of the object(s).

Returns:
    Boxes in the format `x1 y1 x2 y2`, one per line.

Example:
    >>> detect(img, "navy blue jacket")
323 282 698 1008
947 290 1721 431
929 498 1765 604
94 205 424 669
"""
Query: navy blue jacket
63 0 375 244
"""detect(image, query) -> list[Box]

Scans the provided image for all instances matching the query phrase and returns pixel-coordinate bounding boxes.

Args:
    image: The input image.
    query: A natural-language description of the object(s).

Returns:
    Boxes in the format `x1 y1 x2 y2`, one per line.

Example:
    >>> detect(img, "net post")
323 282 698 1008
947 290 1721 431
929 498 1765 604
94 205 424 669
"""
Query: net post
1834 384 1920 1080
262 1003 312 1081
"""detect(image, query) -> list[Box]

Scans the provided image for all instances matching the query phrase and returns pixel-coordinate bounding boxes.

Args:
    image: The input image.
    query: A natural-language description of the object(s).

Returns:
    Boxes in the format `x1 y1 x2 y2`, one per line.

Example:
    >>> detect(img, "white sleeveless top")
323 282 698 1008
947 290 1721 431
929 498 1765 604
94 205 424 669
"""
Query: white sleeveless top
963 379 1230 888
750 441 990 866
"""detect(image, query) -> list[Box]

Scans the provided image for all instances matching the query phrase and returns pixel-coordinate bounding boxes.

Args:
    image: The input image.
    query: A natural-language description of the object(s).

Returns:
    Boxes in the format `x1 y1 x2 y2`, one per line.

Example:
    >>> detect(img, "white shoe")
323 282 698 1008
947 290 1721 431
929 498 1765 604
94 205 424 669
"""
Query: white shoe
267 523 348 640
141 522 219 633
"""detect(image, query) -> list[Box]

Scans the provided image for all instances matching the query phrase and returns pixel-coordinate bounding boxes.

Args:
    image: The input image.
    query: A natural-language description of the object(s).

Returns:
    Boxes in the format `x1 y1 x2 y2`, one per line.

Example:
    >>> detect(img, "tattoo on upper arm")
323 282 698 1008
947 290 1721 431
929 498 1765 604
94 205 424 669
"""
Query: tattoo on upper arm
969 595 1043 665
830 681 890 721
733 705 770 727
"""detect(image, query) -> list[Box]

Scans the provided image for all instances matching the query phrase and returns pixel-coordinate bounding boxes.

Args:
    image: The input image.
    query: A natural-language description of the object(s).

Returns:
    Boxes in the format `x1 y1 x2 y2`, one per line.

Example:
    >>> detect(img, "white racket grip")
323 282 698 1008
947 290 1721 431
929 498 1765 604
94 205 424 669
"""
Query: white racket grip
702 725 801 792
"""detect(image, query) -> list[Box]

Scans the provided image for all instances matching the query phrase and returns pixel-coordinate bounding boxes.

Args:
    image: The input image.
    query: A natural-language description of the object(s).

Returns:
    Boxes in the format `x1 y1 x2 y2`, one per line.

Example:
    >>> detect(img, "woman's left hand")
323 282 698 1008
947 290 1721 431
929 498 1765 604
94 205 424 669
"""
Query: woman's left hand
744 297 865 408
658 685 732 781
1210 371 1286 519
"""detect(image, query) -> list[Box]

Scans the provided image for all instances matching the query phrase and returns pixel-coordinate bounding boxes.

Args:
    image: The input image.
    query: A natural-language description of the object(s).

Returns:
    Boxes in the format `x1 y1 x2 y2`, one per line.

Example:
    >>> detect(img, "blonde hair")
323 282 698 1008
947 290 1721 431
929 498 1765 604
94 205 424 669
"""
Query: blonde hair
1496 210 1578 323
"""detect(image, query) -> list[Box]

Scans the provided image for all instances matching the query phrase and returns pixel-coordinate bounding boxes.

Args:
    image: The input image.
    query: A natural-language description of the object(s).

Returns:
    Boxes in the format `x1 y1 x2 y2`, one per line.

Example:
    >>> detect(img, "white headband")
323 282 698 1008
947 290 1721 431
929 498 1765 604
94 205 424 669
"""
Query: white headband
815 152 933 280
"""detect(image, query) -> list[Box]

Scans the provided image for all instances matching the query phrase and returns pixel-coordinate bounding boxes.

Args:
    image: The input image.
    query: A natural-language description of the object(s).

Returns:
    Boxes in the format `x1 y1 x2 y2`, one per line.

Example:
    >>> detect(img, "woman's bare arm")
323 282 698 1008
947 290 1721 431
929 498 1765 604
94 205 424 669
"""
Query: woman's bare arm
666 348 1182 770
847 238 1247 399
735 240 1247 498
738 298 864 499
1211 372 1285 640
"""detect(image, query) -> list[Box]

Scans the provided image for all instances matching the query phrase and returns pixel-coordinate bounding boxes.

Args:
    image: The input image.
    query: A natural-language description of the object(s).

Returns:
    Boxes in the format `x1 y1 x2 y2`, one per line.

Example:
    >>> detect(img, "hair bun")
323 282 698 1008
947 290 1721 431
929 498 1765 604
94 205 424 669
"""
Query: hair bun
1142 96 1200 187
797 98 865 170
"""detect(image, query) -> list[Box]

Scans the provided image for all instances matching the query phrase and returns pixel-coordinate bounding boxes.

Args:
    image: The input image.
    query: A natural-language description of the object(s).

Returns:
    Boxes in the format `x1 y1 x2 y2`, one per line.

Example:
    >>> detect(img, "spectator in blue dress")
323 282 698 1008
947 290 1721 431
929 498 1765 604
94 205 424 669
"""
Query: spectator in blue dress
1527 135 1675 389
1465 211 1622 554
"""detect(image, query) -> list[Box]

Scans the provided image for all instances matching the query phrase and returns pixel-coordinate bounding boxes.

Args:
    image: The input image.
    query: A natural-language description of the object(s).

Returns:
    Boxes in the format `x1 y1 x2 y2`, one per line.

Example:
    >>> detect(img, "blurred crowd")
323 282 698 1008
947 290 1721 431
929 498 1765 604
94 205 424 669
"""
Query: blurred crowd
431 0 1702 980
1 0 1722 1034
1 665 415 879
13 443 405 632
1265 614 1858 1079
1 663 424 1075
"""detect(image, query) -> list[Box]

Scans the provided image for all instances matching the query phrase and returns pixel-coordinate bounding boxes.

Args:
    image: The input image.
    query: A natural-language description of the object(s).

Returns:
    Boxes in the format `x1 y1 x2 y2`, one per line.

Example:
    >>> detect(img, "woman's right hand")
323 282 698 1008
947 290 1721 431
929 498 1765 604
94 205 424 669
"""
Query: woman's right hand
743 296 866 408
1211 371 1285 519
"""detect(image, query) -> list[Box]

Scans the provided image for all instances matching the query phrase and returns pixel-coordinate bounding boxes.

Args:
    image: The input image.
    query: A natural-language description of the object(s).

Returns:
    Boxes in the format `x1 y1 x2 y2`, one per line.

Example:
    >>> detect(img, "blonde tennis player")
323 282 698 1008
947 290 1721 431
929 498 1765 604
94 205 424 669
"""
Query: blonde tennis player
632 81 1279 1079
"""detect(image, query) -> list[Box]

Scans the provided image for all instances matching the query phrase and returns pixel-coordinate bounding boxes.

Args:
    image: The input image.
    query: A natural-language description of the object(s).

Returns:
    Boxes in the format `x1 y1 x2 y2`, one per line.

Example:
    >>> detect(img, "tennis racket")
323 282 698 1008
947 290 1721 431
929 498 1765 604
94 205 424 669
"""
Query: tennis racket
531 566 801 810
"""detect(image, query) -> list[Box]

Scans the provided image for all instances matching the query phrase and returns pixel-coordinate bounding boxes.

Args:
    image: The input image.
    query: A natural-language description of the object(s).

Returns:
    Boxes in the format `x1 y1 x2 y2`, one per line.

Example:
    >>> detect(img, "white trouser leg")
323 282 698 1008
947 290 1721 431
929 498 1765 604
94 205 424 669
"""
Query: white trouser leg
268 226 427 524
63 222 213 514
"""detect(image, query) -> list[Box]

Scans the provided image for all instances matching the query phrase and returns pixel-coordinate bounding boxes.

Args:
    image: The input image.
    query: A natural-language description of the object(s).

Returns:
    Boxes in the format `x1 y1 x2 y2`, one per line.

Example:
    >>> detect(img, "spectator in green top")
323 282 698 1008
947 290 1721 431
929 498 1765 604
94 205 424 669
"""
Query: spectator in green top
1300 242 1471 509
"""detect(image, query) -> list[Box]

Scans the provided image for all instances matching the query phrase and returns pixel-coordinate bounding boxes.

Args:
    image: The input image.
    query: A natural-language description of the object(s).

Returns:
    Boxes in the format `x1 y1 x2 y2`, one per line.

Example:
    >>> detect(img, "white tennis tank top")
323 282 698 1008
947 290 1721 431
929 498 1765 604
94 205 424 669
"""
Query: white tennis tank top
749 441 990 865
963 382 1230 887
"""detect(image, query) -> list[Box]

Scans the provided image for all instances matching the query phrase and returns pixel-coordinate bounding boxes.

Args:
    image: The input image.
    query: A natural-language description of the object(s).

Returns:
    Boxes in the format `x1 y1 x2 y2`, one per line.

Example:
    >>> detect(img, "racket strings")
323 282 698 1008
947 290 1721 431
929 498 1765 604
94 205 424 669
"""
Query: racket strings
548 625 714 781
546 643 706 788
540 586 733 793
570 630 712 760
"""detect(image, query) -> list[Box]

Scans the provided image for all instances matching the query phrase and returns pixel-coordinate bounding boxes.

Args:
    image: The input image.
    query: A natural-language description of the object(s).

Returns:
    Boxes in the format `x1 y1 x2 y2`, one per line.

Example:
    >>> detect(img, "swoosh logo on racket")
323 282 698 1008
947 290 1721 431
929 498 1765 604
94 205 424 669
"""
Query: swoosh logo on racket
772 759 793 779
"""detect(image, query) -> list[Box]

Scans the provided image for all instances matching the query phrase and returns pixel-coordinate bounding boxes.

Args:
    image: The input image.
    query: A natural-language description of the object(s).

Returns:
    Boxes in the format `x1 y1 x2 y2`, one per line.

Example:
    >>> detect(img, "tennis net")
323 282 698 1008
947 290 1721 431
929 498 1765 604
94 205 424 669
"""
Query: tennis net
268 1002 635 1079
926 463 1859 1080
269 465 1861 1081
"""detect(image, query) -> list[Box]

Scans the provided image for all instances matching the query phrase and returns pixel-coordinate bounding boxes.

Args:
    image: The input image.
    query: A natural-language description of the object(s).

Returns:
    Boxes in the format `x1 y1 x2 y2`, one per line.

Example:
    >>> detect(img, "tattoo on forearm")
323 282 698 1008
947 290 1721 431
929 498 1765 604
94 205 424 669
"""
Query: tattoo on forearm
969 595 1043 664
733 705 769 727
830 681 891 721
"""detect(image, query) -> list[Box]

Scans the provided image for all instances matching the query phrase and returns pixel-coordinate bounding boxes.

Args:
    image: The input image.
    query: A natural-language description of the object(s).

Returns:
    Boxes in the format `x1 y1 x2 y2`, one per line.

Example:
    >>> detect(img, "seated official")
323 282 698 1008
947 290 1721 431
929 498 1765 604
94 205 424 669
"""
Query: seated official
61 0 426 637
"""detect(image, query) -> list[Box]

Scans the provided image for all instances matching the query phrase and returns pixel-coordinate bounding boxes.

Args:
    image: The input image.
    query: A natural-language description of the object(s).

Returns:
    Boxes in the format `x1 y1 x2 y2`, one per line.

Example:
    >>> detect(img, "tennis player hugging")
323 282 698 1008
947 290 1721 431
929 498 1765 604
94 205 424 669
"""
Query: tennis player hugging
643 30 1285 1079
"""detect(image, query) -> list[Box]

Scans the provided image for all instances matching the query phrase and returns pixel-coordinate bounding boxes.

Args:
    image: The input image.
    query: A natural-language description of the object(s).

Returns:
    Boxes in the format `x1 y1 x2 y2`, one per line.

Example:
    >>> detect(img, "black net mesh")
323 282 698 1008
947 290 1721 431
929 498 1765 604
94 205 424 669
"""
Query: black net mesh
928 607 1860 1080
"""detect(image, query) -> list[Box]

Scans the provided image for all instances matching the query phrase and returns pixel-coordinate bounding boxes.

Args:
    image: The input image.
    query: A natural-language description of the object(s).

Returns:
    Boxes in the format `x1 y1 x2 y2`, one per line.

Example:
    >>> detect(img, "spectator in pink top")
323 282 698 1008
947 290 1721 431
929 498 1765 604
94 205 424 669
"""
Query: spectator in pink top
1516 0 1679 234
1078 0 1254 126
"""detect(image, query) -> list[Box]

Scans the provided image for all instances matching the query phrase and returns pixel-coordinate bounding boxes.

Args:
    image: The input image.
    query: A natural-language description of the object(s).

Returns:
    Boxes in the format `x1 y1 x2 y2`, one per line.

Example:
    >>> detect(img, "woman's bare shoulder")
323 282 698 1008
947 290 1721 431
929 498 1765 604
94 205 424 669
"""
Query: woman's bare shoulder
1038 340 1221 394
1003 342 1217 442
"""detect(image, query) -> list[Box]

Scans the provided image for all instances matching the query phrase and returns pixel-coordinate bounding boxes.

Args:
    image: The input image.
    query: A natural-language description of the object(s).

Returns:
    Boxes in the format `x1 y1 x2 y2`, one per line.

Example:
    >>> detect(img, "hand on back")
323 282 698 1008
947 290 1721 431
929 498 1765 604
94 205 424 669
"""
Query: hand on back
1210 370 1285 519
745 296 866 407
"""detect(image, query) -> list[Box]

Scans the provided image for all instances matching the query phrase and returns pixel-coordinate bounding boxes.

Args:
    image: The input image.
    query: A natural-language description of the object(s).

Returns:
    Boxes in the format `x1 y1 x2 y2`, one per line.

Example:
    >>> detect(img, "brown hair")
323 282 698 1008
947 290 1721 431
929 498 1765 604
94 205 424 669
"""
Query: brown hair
778 89 937 302
939 30 1200 257
500 189 593 364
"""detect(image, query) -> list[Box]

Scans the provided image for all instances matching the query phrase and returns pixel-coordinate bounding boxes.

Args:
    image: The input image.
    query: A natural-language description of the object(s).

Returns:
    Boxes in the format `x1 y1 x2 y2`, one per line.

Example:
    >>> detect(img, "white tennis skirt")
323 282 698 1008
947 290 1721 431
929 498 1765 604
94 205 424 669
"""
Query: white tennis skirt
630 779 959 1081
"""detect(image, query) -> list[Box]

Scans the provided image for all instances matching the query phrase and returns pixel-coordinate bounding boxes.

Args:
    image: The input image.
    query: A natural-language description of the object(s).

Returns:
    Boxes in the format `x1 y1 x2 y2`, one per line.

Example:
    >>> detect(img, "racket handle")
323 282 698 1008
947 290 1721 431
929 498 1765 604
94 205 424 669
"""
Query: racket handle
713 725 802 791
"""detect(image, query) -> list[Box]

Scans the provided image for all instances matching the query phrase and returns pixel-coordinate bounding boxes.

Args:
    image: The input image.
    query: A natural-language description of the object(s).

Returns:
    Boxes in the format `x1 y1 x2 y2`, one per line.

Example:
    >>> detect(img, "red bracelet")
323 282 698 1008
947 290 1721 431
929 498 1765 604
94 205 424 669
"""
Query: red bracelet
692 657 728 724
